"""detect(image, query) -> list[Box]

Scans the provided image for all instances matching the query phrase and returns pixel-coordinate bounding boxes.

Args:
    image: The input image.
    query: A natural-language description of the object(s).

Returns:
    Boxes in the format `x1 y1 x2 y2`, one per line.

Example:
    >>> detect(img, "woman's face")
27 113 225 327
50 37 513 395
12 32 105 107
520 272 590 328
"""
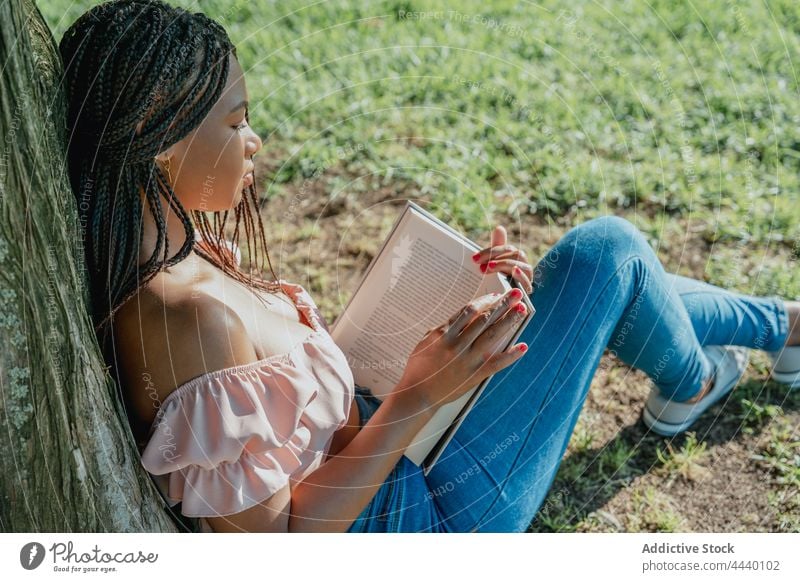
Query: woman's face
156 54 262 212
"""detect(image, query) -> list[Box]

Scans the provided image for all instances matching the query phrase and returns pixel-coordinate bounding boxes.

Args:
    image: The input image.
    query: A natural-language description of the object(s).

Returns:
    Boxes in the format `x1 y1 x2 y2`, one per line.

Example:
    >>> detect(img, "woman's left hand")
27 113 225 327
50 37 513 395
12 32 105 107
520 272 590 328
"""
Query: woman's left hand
472 225 533 294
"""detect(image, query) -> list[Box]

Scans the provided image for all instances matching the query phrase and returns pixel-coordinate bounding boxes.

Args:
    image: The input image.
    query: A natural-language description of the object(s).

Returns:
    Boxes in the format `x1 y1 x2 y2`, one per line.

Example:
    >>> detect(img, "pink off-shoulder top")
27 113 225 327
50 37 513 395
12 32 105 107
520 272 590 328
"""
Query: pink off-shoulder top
139 236 355 527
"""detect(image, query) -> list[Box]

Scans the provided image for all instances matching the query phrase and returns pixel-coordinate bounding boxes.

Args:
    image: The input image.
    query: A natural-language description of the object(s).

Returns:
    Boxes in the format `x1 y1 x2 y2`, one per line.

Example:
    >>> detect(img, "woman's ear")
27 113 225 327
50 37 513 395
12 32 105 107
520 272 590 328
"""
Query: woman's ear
154 146 175 164
154 147 178 187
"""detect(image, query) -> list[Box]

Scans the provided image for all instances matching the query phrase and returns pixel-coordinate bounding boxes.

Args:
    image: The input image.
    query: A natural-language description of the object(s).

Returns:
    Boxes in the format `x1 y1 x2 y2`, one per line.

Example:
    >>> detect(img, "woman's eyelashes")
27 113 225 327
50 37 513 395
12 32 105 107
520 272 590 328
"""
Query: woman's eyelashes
232 109 249 131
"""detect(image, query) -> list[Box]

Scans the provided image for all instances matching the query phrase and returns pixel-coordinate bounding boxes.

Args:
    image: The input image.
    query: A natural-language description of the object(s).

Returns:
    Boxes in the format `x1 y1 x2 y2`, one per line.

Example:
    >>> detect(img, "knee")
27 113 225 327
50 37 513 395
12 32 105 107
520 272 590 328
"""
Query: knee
558 215 652 275
576 215 643 242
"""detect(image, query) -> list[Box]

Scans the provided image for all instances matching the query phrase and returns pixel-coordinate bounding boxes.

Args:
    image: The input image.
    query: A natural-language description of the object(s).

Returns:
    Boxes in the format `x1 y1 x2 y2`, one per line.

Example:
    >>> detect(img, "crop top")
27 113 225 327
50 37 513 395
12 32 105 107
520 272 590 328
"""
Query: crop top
139 234 355 526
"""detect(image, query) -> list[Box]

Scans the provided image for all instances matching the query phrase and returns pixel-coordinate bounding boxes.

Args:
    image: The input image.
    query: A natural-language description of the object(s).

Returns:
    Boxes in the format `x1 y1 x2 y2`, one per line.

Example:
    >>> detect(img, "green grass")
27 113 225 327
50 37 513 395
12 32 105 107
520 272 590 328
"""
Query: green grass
628 487 686 532
41 0 800 532
43 1 800 267
755 417 800 531
43 1 800 296
655 431 711 483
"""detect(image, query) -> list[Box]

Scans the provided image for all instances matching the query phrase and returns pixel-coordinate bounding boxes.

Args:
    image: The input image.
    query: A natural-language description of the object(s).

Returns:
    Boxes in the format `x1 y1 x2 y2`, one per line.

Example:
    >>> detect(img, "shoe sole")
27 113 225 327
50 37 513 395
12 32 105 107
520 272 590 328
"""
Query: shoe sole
770 371 800 389
642 405 701 437
768 346 800 389
642 346 748 437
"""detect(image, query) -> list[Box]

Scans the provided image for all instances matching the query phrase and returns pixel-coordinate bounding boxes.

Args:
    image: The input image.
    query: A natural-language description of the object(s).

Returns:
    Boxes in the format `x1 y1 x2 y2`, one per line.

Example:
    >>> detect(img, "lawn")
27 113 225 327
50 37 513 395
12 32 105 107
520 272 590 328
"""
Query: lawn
42 0 800 531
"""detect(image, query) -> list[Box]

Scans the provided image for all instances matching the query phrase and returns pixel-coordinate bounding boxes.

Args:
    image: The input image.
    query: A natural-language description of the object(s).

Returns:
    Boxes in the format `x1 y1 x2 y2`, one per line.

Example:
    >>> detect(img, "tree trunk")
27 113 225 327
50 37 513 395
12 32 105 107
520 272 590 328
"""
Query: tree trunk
0 0 178 532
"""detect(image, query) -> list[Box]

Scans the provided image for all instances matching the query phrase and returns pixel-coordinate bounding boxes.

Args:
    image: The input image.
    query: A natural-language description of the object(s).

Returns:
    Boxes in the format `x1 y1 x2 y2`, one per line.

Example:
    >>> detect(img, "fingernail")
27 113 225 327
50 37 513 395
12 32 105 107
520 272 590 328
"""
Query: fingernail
510 288 522 299
488 261 497 269
472 252 481 262
480 264 487 273
515 303 526 314
514 266 521 274
517 344 528 353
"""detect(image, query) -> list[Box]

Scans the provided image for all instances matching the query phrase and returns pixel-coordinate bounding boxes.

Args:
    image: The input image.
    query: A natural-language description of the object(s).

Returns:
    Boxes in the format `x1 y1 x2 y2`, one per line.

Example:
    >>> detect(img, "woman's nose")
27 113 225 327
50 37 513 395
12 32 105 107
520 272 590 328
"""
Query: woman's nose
247 128 263 157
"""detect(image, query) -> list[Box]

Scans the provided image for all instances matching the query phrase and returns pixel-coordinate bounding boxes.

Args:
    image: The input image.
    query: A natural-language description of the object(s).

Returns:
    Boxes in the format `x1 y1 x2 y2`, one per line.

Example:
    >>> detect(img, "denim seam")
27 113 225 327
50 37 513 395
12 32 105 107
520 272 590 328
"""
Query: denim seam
676 290 720 297
429 434 504 533
376 468 397 525
675 290 790 353
354 388 404 530
633 285 713 397
474 253 647 530
773 297 790 351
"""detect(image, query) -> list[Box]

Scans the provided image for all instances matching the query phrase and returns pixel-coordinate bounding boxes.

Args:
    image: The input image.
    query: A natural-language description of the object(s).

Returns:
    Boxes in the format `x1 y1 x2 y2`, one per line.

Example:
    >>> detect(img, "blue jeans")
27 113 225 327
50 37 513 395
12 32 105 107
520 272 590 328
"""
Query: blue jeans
345 215 789 533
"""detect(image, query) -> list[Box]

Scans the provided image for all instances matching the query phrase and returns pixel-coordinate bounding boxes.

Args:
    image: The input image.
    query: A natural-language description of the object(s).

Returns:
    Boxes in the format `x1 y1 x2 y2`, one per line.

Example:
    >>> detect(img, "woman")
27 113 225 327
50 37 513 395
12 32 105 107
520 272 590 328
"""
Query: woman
61 0 800 533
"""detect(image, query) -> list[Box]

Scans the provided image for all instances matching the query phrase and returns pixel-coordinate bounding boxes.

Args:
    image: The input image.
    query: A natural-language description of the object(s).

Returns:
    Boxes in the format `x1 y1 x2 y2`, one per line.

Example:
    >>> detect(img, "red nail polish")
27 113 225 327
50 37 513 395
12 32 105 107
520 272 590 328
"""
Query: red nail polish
472 252 481 262
515 303 526 314
480 264 487 273
517 344 528 353
488 261 497 269
511 288 522 299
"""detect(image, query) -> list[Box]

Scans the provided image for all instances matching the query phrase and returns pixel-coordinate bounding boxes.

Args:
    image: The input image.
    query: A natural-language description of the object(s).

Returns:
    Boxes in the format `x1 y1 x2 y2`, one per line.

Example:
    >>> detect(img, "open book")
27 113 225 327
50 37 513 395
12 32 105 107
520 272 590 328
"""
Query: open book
330 201 535 475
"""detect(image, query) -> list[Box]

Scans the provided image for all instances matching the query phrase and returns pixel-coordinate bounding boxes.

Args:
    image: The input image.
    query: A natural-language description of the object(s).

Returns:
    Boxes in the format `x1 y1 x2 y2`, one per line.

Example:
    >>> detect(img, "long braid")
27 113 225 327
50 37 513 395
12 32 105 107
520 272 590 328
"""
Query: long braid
59 0 284 363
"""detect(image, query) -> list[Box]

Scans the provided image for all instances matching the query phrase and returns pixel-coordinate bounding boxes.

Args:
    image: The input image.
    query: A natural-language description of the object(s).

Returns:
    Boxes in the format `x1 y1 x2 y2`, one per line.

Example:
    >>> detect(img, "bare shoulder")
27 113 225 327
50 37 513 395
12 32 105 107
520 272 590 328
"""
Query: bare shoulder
115 273 293 532
204 484 292 533
114 273 258 430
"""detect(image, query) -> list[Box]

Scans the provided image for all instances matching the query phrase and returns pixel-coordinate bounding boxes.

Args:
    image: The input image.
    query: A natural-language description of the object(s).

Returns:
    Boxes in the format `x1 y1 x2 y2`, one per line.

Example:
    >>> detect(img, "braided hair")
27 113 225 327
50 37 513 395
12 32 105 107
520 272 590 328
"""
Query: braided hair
59 0 282 360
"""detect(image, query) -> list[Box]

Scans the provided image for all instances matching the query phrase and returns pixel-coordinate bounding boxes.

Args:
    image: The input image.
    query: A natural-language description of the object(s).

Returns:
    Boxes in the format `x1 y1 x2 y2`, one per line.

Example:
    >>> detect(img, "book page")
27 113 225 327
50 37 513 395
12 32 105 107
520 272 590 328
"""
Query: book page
331 204 509 399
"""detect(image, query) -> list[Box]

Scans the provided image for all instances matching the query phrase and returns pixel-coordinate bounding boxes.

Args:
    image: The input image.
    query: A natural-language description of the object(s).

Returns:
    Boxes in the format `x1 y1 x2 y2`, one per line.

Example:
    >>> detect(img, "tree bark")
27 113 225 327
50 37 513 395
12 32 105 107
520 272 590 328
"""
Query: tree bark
0 0 178 532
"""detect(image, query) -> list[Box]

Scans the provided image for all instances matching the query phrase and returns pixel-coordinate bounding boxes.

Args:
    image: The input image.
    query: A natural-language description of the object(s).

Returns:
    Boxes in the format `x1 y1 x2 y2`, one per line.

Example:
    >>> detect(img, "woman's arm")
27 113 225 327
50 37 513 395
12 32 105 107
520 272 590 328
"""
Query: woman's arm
204 383 433 533
196 286 526 533
291 285 531 532
288 388 433 532
171 296 437 533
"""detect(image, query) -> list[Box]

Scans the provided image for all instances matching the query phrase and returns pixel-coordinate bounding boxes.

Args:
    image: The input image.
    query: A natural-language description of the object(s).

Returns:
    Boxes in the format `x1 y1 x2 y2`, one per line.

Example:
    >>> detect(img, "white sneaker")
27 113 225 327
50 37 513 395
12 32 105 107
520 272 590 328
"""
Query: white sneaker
766 345 800 389
642 345 750 437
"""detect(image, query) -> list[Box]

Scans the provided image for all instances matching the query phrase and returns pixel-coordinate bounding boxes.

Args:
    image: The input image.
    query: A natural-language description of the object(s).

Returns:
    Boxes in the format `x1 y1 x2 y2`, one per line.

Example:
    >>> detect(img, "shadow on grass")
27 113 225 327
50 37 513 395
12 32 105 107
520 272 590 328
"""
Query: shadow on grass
528 376 800 532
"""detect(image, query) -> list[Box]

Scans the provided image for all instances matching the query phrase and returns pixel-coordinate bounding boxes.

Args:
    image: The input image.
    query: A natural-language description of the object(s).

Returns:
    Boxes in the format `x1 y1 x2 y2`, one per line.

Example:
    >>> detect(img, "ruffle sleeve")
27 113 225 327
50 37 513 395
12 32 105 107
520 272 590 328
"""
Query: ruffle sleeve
140 362 323 518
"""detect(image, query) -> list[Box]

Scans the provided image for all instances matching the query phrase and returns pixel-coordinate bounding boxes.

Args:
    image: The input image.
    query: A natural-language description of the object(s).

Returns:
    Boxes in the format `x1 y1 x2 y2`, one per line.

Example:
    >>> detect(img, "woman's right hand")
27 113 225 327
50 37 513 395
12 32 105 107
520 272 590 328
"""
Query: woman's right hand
389 287 530 414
